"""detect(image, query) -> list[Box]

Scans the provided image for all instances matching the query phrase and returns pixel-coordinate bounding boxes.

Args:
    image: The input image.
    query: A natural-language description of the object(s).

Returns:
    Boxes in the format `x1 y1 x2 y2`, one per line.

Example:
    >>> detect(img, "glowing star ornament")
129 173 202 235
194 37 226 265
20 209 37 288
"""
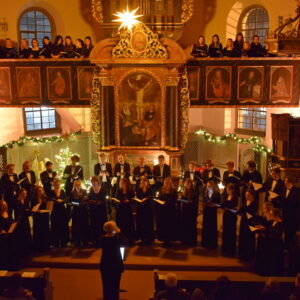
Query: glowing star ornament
113 7 143 32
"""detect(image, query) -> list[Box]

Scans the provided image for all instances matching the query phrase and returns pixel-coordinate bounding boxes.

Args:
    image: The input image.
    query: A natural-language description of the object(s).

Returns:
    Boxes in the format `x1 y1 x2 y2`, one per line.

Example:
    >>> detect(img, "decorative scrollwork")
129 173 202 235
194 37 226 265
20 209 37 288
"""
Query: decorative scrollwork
112 23 168 59
181 0 194 23
91 67 102 149
91 0 103 24
179 68 190 149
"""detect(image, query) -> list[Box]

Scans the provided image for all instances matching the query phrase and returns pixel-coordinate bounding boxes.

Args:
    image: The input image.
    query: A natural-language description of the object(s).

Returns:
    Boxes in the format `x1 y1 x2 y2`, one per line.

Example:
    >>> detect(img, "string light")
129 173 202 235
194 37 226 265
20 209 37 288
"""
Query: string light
195 129 272 153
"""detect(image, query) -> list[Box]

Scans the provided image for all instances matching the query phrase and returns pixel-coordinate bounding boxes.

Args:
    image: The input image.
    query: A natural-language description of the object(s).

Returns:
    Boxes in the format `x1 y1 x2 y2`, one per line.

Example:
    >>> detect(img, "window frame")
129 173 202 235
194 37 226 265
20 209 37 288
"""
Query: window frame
23 107 61 136
235 107 267 137
238 5 269 44
18 7 55 46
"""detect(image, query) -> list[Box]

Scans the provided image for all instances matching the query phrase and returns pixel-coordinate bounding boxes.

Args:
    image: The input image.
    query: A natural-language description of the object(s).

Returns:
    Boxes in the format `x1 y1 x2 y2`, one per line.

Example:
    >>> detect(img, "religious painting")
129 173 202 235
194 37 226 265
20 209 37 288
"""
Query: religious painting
118 72 162 147
130 31 148 52
47 67 72 103
77 66 94 100
206 66 231 103
0 67 12 104
16 67 41 104
238 66 264 104
187 67 200 100
270 66 293 104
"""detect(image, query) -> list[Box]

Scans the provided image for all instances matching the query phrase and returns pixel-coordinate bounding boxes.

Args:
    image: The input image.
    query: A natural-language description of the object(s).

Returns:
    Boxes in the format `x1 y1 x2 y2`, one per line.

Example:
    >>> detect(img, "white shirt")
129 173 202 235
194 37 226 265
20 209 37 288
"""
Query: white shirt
160 165 164 177
71 166 76 175
208 171 213 179
286 189 290 198
271 179 277 191
26 172 31 184
9 175 14 182
101 164 107 182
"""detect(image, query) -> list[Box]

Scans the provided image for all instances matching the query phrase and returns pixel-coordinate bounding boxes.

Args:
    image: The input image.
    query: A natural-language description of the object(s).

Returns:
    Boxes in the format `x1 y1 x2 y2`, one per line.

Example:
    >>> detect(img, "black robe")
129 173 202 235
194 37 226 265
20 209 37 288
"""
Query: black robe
202 191 221 249
248 42 264 57
263 177 285 207
221 195 238 255
115 189 136 243
222 48 236 57
202 168 221 184
156 189 178 242
241 170 263 185
29 48 42 58
152 164 171 191
208 44 223 57
135 187 154 242
70 189 90 246
133 165 152 189
63 165 84 196
49 190 69 247
88 187 108 244
14 199 32 257
82 45 94 58
238 200 258 260
183 170 202 189
191 44 208 57
19 48 31 58
255 221 284 276
18 170 37 208
180 188 199 245
40 170 57 196
222 170 241 187
32 201 50 252
0 173 19 217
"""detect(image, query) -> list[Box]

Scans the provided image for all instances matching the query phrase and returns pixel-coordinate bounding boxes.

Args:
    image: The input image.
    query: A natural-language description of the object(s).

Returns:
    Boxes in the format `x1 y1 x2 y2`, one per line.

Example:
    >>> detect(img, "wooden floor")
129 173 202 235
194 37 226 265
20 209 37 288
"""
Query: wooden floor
27 242 250 272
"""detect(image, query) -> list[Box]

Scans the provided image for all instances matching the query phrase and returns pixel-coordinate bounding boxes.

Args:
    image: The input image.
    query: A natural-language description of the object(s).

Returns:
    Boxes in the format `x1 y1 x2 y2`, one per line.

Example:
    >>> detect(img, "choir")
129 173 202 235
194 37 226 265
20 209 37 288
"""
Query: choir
0 155 299 276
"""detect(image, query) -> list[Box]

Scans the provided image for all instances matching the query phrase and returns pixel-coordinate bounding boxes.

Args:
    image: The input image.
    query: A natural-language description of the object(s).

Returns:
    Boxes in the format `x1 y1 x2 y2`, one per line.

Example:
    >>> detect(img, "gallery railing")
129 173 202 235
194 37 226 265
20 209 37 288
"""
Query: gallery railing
0 57 299 107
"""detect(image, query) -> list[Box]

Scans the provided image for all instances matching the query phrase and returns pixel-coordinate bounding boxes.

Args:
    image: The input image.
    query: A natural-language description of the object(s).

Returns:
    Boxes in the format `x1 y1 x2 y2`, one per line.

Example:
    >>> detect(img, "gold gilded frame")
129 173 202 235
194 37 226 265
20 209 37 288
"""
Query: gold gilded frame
114 68 166 150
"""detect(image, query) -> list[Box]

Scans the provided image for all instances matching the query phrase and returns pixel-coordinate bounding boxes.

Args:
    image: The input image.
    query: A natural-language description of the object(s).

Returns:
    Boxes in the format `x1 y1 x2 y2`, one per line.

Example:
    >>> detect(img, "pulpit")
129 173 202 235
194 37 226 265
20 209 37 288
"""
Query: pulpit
89 21 188 175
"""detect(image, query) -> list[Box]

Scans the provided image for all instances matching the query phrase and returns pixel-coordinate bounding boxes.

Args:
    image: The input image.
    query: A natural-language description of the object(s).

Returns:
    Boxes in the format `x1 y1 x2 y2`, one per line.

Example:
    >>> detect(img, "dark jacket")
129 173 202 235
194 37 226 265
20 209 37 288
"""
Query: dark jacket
40 170 57 196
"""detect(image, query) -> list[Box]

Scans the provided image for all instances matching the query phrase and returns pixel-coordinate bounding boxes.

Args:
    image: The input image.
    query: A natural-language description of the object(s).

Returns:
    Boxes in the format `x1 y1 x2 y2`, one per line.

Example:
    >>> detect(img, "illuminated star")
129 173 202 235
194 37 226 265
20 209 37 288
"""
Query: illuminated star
113 7 143 32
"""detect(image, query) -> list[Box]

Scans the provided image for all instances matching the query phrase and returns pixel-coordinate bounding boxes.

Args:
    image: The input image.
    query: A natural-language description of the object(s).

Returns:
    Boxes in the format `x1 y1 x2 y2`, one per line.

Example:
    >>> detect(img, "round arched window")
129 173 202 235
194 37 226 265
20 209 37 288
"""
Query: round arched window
19 9 53 45
240 7 269 43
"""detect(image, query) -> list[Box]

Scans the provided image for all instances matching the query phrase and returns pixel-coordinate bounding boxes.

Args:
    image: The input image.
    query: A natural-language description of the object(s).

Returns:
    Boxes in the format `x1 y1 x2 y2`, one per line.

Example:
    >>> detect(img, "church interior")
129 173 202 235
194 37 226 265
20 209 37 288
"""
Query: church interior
0 0 300 299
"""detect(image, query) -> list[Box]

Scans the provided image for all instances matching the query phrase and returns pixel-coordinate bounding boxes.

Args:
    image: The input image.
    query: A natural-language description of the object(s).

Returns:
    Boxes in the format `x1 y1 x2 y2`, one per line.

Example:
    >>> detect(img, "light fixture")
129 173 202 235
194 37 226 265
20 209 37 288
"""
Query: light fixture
112 7 143 32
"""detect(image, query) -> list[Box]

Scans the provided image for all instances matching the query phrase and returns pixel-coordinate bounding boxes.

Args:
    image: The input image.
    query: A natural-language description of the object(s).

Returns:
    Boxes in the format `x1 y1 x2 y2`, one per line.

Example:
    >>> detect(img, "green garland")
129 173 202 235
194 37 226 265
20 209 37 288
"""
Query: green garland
195 129 272 153
0 131 82 149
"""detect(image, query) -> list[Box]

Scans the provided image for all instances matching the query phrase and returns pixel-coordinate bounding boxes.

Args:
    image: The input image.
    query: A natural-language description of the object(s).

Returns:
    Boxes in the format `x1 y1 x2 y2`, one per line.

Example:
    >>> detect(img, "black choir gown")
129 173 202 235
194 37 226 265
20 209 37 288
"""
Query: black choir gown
156 190 178 243
255 221 284 276
202 191 221 249
135 187 154 243
238 200 258 261
115 190 136 244
221 196 238 255
70 189 90 246
32 201 50 252
49 190 69 247
88 187 108 245
14 199 32 257
180 188 199 245
0 215 16 269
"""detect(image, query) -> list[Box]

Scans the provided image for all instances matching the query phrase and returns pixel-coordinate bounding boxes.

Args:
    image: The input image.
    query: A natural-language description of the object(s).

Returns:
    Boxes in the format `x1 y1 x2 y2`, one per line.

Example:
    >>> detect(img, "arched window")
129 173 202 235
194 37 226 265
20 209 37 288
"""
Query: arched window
19 9 53 46
240 7 269 43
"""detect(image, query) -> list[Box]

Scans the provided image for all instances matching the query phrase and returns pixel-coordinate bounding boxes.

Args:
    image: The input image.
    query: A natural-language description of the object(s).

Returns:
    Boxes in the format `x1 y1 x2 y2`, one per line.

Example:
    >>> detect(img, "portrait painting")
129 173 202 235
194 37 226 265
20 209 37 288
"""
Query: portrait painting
118 72 162 147
77 66 94 100
270 66 293 103
0 67 12 104
206 66 231 103
187 67 200 100
47 67 72 103
238 66 264 103
16 67 41 104
130 31 148 52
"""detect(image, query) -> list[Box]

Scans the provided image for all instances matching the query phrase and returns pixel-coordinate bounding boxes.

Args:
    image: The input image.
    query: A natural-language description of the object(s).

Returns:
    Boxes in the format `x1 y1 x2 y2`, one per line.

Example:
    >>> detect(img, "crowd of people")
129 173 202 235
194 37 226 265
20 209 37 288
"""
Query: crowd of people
154 272 300 300
0 35 94 59
191 33 276 58
0 153 299 277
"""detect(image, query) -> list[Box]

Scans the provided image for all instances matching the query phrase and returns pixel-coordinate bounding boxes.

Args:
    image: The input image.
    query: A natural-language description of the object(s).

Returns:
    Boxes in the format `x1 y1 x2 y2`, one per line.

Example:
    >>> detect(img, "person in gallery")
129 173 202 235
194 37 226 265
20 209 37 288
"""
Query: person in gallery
18 160 37 208
221 183 238 256
156 177 178 247
50 35 65 59
133 157 152 189
31 186 50 252
1 163 19 217
248 35 264 57
49 179 69 248
64 36 76 58
40 36 52 58
18 39 30 58
179 178 199 246
29 38 41 59
191 35 208 58
94 153 112 194
153 155 171 191
83 36 94 58
88 176 108 246
135 176 154 244
202 180 221 249
2 38 18 58
238 189 258 261
208 34 223 57
40 161 57 197
100 221 126 300
233 32 244 57
63 154 84 197
202 160 221 184
222 38 236 57
115 178 136 244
